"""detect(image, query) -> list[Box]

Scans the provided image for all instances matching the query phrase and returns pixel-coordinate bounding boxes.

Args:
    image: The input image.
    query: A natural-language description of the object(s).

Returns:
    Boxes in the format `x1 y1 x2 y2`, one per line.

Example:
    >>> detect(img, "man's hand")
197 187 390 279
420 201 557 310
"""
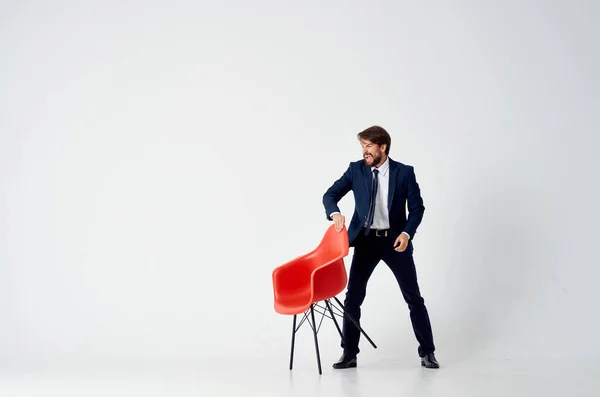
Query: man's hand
393 232 410 252
332 213 346 232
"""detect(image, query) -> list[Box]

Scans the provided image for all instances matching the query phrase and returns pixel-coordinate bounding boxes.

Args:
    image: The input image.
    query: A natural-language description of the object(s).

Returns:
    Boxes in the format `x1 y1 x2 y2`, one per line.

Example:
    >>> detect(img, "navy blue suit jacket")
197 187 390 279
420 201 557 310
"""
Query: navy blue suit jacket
323 157 425 247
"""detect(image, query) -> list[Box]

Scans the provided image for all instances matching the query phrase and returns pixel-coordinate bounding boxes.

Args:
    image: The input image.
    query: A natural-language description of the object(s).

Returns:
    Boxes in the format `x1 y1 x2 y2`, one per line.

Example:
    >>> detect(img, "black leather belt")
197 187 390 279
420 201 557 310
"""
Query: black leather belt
365 228 389 237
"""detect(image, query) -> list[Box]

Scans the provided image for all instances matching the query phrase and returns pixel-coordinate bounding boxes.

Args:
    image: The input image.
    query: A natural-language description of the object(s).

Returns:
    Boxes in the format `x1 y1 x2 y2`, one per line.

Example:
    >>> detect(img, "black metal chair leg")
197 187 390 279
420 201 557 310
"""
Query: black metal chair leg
325 299 344 343
284 298 377 374
333 296 377 349
289 314 297 370
310 304 322 375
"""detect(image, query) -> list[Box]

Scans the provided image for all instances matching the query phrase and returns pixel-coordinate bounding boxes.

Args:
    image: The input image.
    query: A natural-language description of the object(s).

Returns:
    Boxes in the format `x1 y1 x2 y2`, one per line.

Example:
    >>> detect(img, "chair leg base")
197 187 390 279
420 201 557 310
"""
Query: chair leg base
310 305 322 375
289 314 297 370
287 298 377 375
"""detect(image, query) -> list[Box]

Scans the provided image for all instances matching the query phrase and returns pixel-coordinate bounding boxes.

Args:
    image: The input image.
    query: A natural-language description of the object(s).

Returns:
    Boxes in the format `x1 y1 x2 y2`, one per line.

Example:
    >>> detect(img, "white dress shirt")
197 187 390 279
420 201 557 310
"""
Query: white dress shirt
365 157 390 230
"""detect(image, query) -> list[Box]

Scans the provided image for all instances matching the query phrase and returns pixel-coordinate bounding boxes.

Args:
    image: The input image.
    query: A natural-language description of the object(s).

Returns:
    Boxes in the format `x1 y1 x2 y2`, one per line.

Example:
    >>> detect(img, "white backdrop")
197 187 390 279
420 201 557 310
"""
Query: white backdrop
1 0 599 368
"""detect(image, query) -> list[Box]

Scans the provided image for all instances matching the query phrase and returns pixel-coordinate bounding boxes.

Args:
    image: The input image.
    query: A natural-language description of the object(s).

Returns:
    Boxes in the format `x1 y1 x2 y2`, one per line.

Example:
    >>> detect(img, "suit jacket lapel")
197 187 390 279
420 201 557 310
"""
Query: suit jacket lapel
388 159 397 214
363 163 372 197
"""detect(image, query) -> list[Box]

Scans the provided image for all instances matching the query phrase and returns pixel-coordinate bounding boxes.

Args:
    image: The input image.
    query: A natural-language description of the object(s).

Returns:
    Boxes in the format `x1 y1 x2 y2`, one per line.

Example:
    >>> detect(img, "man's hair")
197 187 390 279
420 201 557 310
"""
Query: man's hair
357 125 391 155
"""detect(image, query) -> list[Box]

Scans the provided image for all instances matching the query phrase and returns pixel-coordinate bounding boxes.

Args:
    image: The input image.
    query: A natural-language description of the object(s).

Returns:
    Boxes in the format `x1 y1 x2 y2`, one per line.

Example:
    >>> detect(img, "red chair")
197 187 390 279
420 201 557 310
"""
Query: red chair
272 224 377 374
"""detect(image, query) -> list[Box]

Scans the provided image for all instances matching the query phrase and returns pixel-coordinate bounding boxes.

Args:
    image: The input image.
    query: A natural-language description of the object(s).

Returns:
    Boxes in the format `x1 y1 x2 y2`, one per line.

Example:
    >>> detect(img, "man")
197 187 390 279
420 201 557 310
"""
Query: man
322 125 439 369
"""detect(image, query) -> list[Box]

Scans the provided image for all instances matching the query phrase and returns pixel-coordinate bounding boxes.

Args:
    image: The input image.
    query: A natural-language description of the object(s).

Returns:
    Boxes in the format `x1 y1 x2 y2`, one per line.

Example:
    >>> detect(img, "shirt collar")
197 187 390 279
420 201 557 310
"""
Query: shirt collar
371 156 390 176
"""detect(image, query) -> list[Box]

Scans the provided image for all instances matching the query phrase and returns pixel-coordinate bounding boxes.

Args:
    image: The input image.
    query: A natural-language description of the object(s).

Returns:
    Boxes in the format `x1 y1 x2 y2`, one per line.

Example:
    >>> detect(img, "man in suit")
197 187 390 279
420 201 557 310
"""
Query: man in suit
322 125 439 369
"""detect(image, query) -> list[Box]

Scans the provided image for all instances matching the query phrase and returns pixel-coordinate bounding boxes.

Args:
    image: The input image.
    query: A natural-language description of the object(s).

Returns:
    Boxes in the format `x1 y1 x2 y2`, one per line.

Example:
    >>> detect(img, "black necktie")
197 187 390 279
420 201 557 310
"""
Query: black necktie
365 169 379 235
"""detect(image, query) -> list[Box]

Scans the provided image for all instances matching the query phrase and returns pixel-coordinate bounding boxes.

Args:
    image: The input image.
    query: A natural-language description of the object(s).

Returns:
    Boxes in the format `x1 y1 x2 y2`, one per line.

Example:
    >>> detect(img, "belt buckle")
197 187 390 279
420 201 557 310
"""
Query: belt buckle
375 229 388 237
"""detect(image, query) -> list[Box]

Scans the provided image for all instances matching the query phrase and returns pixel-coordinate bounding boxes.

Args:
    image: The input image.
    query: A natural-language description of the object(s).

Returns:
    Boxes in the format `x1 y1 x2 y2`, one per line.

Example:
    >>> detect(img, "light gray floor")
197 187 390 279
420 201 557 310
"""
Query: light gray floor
1 355 598 397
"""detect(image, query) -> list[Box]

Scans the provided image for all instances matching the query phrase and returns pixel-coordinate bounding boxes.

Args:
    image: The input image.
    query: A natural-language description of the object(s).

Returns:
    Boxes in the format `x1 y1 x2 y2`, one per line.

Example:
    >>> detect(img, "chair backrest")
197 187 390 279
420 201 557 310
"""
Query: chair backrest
271 224 350 312
308 224 349 267
309 224 349 302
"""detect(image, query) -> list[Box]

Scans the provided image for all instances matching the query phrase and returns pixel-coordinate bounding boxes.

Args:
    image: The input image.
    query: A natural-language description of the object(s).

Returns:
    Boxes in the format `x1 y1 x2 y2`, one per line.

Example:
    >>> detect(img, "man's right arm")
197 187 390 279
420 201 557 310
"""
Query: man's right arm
322 163 353 220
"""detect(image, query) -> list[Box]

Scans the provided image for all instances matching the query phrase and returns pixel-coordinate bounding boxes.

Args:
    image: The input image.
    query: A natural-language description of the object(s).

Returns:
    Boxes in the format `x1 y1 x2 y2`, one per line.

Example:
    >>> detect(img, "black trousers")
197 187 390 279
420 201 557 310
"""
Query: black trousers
341 228 435 358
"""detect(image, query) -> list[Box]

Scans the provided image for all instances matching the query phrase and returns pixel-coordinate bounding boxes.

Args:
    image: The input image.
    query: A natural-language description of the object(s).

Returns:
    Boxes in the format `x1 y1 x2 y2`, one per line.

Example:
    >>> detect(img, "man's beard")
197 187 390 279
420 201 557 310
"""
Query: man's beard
363 153 381 166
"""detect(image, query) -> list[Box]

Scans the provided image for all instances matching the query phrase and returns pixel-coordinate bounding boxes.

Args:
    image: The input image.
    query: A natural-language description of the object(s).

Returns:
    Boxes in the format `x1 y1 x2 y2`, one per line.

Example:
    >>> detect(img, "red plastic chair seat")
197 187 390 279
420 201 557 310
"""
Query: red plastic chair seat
272 225 349 315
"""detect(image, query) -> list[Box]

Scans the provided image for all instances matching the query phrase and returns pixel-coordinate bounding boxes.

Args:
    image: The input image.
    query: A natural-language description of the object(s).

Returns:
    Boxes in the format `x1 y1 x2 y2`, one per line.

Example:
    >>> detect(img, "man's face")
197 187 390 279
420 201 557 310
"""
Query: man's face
361 139 386 167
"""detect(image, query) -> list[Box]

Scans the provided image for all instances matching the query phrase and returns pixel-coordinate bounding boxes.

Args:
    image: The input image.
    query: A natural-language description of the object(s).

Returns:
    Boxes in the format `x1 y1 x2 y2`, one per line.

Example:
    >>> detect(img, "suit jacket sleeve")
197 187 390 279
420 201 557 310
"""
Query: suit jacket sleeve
403 166 425 238
323 163 353 220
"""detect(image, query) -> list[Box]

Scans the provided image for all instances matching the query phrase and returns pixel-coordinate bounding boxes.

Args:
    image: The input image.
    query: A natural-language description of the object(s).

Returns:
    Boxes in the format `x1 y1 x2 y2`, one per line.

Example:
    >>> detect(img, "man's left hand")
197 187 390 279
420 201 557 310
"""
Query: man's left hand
393 232 410 252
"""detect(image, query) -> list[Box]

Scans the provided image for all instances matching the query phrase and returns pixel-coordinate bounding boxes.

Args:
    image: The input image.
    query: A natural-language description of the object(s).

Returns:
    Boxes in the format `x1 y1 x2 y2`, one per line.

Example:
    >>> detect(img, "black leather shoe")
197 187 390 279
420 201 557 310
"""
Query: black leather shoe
332 354 357 369
421 353 440 368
